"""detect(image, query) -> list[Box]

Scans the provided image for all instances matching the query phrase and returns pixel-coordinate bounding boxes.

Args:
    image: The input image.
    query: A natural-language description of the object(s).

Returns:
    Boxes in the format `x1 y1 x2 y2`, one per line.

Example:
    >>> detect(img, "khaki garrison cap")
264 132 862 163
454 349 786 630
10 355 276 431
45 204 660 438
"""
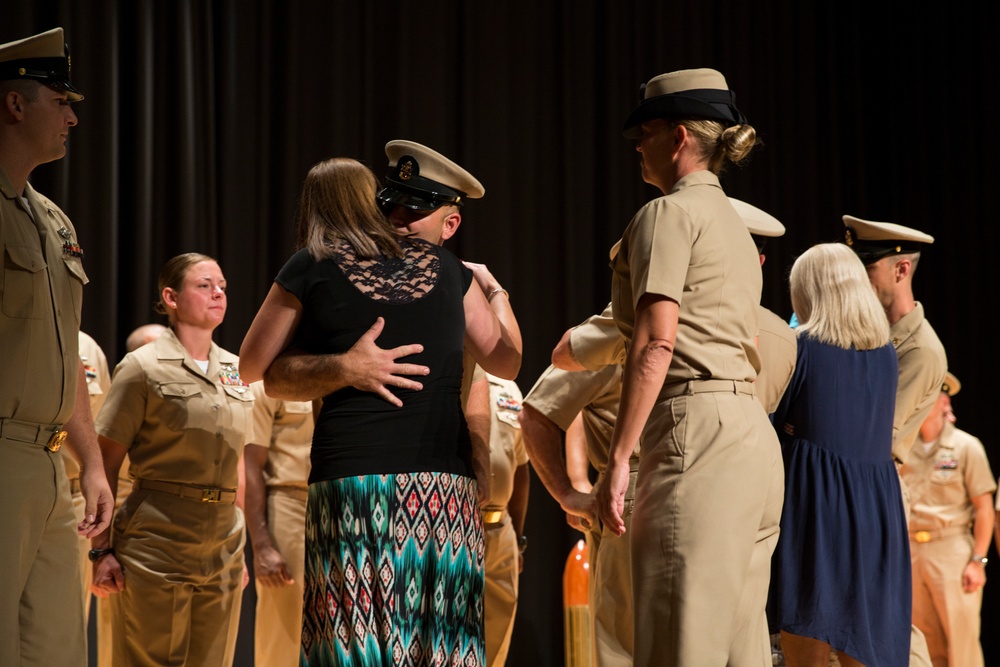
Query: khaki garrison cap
842 215 934 266
941 372 961 397
0 27 83 101
729 198 785 238
622 68 746 139
377 140 484 213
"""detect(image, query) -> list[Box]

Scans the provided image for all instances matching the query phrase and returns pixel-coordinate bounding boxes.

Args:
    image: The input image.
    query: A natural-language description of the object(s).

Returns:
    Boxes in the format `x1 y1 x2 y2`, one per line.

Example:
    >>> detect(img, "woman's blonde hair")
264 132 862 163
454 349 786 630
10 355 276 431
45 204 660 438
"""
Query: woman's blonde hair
790 243 889 350
155 252 216 319
676 119 758 174
295 158 402 260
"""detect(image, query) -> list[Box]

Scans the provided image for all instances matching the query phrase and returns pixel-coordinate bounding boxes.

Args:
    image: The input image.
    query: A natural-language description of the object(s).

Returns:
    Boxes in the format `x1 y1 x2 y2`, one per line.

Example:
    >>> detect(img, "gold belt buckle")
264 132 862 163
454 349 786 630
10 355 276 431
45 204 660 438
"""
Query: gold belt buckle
481 510 503 524
914 530 931 543
201 488 221 503
46 430 67 452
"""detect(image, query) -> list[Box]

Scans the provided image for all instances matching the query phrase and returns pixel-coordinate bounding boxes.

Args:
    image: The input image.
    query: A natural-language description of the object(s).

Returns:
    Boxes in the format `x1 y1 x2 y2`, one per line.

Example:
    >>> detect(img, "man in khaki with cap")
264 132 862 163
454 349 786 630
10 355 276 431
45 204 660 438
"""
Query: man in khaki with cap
844 214 948 667
65 331 111 618
256 142 521 656
242 382 314 667
902 372 994 667
0 27 113 666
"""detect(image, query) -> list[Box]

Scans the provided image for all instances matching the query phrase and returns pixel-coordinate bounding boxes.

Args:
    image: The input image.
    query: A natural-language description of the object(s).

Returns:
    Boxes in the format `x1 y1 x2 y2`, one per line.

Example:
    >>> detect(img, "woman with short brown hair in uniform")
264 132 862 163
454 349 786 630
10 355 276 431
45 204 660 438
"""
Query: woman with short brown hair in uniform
596 69 783 666
90 253 253 666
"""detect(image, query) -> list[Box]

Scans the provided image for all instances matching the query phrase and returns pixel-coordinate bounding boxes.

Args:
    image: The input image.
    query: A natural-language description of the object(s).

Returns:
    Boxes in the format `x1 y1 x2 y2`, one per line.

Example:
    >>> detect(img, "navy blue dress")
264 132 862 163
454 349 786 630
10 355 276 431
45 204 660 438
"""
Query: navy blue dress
767 335 910 666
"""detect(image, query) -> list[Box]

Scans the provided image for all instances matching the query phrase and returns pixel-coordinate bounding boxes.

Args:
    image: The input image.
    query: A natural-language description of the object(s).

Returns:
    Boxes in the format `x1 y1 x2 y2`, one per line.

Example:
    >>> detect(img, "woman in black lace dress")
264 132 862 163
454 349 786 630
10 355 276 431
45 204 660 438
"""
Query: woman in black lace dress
240 158 521 666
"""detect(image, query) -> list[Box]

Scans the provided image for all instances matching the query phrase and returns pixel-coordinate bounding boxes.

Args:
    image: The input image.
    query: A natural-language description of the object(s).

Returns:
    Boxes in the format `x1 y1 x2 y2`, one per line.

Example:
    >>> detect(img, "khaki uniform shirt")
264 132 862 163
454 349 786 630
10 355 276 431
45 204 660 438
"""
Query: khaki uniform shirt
891 304 947 464
0 169 88 426
247 381 313 489
756 306 797 415
902 422 995 530
569 304 626 371
610 170 761 390
95 328 253 489
523 363 625 473
62 332 112 481
483 374 527 508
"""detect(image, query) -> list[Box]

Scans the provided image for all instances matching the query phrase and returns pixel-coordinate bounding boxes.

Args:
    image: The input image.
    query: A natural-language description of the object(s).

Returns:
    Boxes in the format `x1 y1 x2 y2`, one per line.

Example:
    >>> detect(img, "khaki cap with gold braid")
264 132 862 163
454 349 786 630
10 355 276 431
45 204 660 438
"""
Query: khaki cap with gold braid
942 372 961 397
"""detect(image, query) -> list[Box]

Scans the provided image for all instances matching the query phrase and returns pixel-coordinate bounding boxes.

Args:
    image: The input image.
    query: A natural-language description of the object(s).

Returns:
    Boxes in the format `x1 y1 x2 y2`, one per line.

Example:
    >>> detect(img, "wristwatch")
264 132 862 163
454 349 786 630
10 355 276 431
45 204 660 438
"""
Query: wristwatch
971 553 988 567
517 535 528 554
88 547 115 562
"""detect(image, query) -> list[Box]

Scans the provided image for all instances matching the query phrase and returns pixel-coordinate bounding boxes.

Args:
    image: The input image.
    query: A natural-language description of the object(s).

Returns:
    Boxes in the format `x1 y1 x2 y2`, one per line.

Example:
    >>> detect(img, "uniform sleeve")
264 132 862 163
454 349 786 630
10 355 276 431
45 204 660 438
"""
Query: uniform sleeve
247 380 279 449
623 198 694 308
962 436 997 499
94 354 148 449
892 345 947 461
523 364 620 432
569 305 626 371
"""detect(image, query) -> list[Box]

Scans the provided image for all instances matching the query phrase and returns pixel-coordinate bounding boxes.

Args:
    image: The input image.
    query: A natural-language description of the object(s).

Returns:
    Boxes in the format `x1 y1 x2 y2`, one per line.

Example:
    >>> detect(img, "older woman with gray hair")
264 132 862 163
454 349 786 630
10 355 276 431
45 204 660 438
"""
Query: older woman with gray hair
767 243 909 666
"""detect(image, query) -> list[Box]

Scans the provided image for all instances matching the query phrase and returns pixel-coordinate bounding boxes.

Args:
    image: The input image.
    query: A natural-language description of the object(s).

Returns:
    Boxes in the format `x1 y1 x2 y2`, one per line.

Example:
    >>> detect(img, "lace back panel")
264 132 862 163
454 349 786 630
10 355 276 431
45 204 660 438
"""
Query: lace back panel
332 238 440 304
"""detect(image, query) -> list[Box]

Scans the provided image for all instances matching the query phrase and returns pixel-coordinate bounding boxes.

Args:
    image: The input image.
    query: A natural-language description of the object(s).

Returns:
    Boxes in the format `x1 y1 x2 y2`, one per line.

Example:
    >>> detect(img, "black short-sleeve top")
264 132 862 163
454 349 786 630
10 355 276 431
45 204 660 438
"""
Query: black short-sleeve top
275 237 474 483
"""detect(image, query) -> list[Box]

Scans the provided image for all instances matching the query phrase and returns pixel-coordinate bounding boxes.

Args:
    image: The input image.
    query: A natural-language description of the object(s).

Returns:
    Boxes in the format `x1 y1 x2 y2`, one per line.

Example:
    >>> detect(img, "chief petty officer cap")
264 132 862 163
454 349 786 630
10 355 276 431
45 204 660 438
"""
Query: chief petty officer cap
622 68 746 140
729 197 785 238
941 371 961 397
0 27 83 102
377 140 485 213
842 215 934 266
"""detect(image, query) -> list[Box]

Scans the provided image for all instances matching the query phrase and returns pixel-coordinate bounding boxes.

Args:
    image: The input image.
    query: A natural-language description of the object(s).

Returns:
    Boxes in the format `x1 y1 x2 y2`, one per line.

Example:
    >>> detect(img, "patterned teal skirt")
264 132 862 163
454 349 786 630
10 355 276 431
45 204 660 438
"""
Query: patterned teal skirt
301 472 485 666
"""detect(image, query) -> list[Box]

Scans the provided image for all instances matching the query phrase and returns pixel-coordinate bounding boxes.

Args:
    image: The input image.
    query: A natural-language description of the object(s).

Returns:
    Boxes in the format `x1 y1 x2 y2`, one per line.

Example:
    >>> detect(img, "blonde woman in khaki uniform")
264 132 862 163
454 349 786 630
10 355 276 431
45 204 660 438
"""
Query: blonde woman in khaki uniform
596 69 782 666
90 254 254 666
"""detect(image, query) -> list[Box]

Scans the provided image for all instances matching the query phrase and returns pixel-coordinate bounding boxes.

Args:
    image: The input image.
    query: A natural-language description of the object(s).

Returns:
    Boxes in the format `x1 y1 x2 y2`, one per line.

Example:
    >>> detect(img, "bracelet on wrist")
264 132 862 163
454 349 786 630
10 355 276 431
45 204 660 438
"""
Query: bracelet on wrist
487 288 509 303
971 553 988 567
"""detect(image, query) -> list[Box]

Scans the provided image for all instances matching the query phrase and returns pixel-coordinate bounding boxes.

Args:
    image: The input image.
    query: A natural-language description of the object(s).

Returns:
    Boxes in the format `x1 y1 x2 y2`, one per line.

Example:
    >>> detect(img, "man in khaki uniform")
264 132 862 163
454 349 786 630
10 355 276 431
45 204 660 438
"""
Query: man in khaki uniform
844 215 948 667
730 198 797 415
243 381 314 667
523 308 634 667
467 371 529 667
0 28 113 667
64 331 112 619
902 372 994 667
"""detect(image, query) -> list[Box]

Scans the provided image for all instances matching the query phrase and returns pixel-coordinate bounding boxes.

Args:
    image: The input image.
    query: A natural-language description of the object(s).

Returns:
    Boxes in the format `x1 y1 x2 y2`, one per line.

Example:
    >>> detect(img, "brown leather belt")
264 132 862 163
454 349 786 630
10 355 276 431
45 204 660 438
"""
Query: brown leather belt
660 379 756 399
136 478 237 504
481 507 508 526
910 525 970 543
0 418 67 452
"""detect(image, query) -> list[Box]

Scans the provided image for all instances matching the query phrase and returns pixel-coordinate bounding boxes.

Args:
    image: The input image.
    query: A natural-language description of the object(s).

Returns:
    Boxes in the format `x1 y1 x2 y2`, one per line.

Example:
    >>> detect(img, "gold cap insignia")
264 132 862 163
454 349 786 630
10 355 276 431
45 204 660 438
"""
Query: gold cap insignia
398 157 414 181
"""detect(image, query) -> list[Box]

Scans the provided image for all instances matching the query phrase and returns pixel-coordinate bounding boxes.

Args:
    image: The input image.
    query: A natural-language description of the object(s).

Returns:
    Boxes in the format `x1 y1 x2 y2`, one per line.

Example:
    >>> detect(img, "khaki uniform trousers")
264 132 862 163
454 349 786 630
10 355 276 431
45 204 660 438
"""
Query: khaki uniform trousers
0 438 87 667
631 390 783 667
483 511 519 667
255 488 308 667
897 467 934 667
587 467 638 667
110 489 245 667
911 534 984 667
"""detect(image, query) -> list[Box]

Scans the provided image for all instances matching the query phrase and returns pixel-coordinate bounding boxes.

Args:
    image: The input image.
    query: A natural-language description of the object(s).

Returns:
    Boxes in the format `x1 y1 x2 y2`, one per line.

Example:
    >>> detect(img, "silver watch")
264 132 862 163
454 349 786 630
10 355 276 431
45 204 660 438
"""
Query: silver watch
971 554 988 567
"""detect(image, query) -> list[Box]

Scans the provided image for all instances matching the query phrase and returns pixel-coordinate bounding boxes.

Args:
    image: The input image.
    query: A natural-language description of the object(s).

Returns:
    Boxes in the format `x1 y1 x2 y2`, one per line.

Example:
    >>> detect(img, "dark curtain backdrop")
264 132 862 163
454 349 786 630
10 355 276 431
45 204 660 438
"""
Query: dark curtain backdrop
5 2 1000 664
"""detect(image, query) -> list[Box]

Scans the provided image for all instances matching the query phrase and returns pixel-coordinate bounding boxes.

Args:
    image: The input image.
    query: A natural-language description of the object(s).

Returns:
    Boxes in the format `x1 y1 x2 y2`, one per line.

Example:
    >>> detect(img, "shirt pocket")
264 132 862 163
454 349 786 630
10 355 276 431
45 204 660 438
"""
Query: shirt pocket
2 244 48 319
156 381 204 431
223 385 255 442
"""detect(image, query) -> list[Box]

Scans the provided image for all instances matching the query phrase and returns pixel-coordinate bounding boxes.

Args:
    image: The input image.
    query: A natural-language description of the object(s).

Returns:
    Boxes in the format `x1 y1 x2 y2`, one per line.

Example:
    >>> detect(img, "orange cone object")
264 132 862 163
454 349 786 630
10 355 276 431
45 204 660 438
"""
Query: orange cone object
563 539 591 667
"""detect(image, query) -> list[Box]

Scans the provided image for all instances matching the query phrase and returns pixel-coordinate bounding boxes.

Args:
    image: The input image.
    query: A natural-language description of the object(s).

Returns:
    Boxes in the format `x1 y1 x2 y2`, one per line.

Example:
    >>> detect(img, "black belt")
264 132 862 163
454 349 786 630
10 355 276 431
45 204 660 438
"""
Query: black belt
0 418 67 451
